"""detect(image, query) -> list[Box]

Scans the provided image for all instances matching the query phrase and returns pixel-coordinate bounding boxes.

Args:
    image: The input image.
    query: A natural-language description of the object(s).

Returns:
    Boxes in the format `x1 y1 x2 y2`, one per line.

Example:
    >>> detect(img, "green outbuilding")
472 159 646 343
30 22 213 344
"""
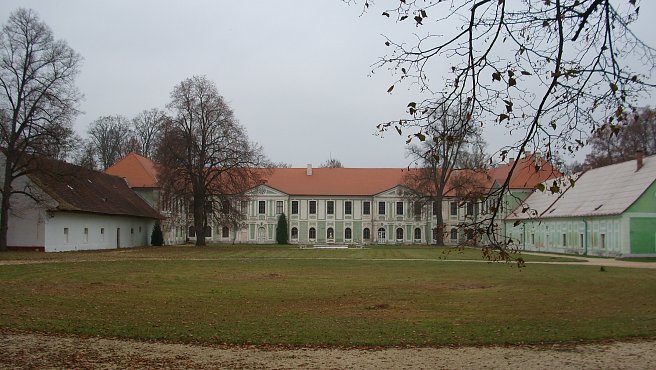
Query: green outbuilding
505 154 656 257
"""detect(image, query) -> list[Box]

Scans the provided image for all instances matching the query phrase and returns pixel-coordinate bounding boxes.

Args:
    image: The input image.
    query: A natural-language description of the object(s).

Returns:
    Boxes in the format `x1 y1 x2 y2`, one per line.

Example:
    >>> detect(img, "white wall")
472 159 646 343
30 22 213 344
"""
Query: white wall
44 212 156 252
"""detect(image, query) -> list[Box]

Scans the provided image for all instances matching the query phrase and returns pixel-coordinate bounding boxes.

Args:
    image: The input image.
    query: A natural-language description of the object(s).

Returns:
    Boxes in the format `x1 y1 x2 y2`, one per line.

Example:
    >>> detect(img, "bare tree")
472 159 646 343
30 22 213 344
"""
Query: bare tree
156 75 268 247
87 115 136 170
403 102 487 245
0 8 82 251
72 139 98 170
320 158 344 168
353 1 654 252
270 161 292 168
584 107 656 168
132 108 167 159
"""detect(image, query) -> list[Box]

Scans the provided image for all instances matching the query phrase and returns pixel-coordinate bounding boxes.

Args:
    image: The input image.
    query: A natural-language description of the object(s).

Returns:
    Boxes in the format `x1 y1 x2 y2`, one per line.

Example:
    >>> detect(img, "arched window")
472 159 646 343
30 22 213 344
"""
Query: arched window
414 227 421 240
450 228 458 240
466 228 475 240
344 227 352 240
188 226 196 237
309 227 316 240
222 226 229 238
204 225 212 238
363 228 371 240
377 227 386 240
291 227 299 240
327 227 334 239
396 227 404 240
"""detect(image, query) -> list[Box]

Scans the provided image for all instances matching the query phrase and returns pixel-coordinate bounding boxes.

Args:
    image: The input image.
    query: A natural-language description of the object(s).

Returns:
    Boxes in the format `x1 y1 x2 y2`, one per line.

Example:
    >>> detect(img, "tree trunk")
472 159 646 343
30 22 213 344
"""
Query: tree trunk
434 195 445 246
192 182 206 247
0 157 13 251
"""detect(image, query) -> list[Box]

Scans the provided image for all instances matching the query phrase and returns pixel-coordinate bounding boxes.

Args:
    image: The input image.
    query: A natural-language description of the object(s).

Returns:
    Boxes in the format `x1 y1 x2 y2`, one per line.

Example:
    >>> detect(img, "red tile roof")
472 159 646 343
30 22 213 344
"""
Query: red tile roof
106 154 560 196
105 152 159 188
488 154 561 189
28 157 163 219
264 168 409 196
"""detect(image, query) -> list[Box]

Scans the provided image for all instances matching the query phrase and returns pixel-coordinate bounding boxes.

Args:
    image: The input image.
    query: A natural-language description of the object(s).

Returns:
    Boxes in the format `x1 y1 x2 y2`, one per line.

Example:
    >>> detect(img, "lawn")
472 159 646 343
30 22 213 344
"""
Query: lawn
0 245 654 346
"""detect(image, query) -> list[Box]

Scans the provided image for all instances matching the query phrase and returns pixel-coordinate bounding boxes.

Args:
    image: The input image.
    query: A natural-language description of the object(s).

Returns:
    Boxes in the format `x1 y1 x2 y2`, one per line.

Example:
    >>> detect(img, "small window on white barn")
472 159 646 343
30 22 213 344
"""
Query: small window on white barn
64 228 69 243
83 228 89 243
562 233 567 247
601 233 606 249
100 228 105 241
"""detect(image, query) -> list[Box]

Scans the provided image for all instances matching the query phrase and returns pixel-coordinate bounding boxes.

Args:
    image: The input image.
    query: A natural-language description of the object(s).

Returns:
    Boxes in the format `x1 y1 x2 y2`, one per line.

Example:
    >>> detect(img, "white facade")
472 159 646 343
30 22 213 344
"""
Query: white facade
187 185 486 246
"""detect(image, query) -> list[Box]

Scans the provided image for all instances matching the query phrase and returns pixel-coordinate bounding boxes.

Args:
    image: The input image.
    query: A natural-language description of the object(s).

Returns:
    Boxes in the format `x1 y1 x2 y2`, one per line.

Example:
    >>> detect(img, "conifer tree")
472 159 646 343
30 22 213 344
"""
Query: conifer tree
276 213 288 245
151 222 164 246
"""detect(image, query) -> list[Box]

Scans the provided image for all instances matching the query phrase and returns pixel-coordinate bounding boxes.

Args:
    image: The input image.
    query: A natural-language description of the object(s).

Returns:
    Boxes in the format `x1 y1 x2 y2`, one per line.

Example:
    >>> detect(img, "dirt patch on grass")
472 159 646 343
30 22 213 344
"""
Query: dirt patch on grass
0 329 654 369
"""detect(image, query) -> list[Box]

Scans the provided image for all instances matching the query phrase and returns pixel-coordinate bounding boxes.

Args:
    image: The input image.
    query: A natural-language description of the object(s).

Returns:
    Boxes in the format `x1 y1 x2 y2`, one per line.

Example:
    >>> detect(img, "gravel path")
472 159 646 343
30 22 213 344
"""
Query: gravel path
1 329 655 369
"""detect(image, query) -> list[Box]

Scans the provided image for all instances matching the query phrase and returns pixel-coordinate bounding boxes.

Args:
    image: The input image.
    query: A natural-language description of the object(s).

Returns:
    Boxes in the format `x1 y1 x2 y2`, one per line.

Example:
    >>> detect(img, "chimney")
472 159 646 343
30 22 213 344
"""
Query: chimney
636 149 644 171
306 164 313 176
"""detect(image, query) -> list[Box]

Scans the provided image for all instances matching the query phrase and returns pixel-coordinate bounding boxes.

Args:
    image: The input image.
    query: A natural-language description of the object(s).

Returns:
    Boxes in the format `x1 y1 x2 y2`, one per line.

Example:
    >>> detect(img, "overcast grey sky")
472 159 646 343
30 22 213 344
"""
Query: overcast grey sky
2 1 654 167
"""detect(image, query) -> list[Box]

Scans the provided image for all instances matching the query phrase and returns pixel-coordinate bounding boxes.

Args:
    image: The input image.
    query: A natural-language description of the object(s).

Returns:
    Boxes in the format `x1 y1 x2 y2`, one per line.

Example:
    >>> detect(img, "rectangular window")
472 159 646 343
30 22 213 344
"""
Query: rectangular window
345 201 352 215
601 233 606 249
83 228 89 243
241 201 248 214
433 201 440 216
64 228 69 243
276 201 283 215
378 201 386 215
450 202 458 216
363 201 371 215
100 227 105 241
327 201 334 215
414 201 422 217
258 201 266 214
580 233 584 248
531 233 535 245
466 202 475 216
396 202 404 215
309 200 317 214
562 233 567 247
291 200 299 214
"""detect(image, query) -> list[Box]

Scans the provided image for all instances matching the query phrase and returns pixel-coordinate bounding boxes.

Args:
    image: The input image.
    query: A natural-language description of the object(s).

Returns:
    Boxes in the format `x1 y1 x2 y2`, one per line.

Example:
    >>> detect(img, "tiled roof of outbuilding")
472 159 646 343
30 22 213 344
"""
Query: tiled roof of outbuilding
28 157 163 219
488 154 561 190
105 152 159 188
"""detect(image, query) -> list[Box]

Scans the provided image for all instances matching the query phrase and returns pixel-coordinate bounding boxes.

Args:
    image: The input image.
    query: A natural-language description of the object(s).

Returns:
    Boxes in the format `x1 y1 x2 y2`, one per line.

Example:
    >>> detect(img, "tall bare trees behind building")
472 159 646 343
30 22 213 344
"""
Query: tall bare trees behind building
0 8 82 250
156 75 267 246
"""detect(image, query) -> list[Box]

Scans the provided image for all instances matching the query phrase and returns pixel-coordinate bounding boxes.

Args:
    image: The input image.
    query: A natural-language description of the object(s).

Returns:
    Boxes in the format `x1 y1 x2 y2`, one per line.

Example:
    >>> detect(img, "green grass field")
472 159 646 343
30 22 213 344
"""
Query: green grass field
0 245 654 346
